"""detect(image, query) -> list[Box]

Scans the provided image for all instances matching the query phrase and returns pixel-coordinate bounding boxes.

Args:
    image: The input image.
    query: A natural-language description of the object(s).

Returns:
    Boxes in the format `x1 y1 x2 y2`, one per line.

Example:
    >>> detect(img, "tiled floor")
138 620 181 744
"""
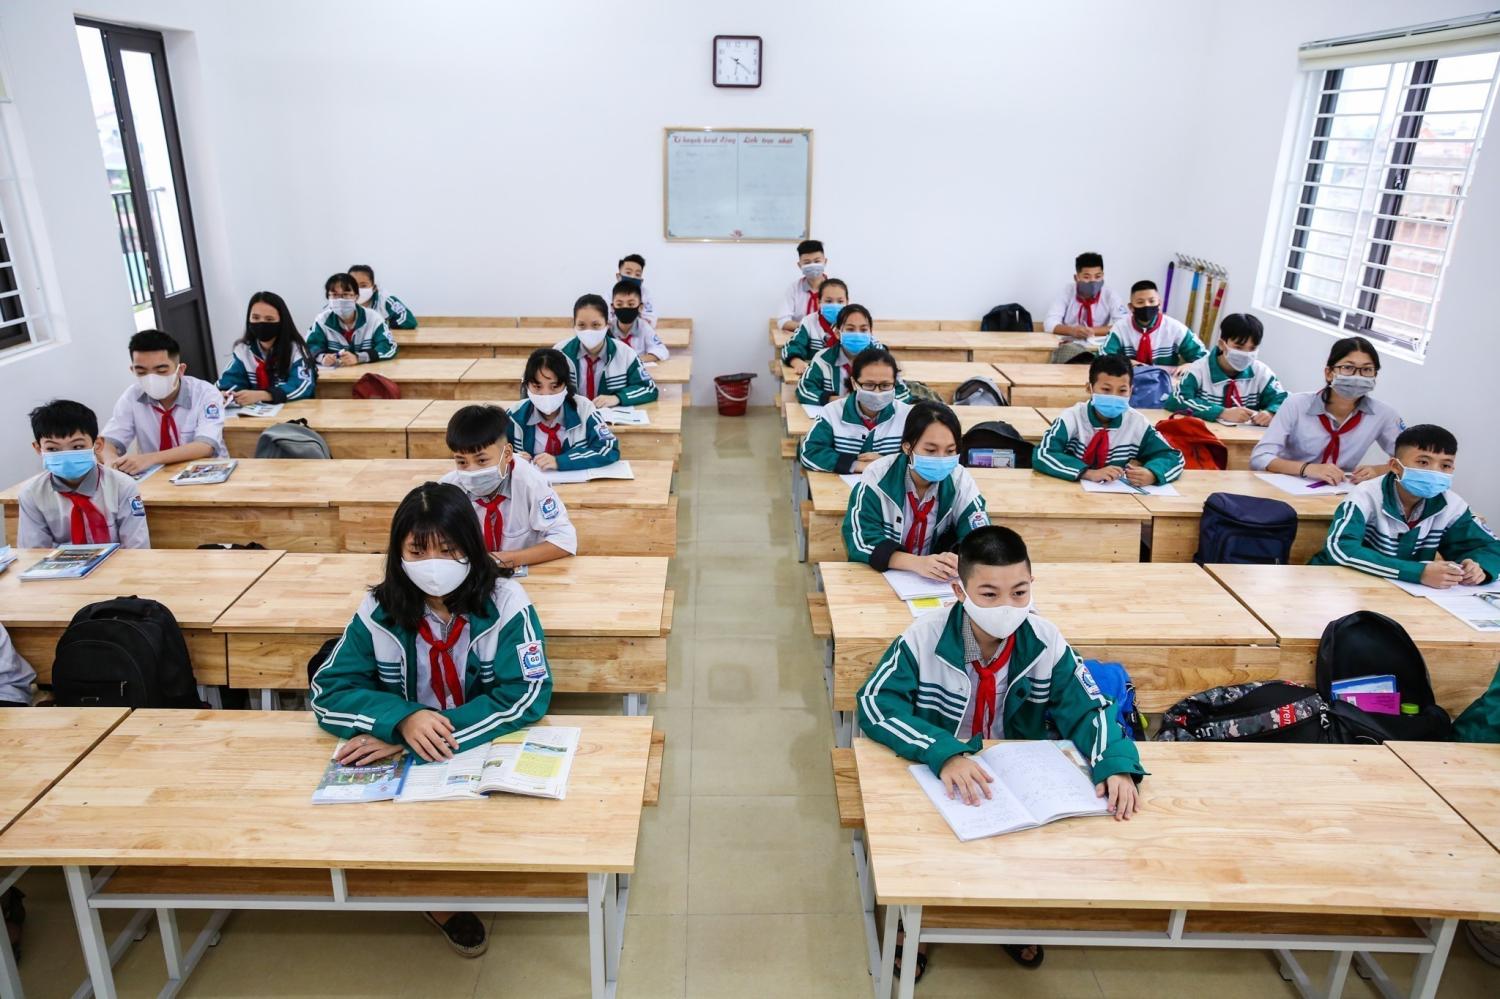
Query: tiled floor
12 408 1499 996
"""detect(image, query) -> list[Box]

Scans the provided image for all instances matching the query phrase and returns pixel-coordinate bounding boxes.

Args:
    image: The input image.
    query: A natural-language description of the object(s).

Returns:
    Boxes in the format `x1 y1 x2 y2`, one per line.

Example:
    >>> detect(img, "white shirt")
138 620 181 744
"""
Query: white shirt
17 464 150 549
777 276 819 329
609 282 657 325
610 317 669 361
1249 390 1404 473
102 375 228 457
1042 282 1127 334
439 459 578 555
414 607 471 710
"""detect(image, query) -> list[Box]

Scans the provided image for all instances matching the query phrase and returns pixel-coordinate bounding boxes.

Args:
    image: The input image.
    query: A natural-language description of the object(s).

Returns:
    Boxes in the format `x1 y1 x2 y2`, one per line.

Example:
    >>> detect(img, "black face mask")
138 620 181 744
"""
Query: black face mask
615 306 640 325
1132 305 1160 327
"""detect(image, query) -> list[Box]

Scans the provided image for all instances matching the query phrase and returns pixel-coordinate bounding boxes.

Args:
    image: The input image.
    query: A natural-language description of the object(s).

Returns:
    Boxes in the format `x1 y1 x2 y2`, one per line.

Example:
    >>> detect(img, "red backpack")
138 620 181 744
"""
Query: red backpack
351 372 401 399
1155 413 1227 470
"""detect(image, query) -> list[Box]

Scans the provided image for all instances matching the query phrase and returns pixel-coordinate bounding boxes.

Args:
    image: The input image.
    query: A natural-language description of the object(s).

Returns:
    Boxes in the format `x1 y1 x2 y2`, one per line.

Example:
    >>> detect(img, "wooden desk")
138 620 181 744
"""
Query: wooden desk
1206 564 1500 712
782 403 1051 443
1039 407 1265 471
991 363 1091 407
457 355 691 398
0 710 651 999
778 358 1000 395
518 315 692 331
1132 469 1343 563
419 315 520 327
804 468 1148 564
315 358 475 399
960 331 1061 364
0 548 284 685
397 326 692 359
1389 742 1500 852
223 399 430 459
214 554 672 709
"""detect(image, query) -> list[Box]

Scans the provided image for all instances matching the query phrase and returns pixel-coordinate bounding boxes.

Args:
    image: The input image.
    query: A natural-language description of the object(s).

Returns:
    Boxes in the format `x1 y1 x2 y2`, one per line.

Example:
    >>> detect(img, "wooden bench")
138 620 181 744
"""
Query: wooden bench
397 326 692 360
807 593 832 639
315 358 477 399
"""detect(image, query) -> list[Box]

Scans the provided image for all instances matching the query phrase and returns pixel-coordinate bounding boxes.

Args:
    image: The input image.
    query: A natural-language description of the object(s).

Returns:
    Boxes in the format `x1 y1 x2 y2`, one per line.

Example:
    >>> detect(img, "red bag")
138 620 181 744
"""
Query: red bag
351 373 401 399
1155 413 1227 470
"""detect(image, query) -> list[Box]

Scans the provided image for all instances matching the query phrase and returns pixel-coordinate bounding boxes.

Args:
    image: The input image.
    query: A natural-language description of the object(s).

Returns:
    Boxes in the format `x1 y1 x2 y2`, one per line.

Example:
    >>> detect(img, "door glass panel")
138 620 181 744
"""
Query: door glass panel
120 49 191 295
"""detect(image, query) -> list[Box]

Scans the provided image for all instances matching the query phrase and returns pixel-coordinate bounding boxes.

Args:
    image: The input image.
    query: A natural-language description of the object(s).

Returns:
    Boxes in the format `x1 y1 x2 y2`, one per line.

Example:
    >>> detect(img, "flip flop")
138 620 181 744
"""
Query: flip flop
422 911 488 958
892 943 927 984
1003 943 1045 968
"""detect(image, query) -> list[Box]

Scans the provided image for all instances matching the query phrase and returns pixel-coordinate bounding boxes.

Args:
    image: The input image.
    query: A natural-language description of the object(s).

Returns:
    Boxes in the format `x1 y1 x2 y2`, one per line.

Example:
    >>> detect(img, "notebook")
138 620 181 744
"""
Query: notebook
598 406 651 426
19 543 119 581
912 740 1109 842
170 459 239 485
543 460 634 485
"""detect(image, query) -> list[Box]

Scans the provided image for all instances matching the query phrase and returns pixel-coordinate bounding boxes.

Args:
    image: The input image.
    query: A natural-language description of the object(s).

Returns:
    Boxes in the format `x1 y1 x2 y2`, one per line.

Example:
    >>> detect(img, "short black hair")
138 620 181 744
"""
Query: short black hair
1395 424 1458 457
957 525 1031 581
611 280 643 301
902 401 962 451
346 264 375 282
524 347 577 396
324 272 358 297
372 483 508 631
446 404 512 455
1075 252 1104 272
851 346 900 384
128 328 180 358
30 399 98 442
1218 313 1264 347
836 304 873 329
1089 352 1134 385
618 254 646 270
1129 279 1158 295
572 293 609 323
818 278 848 300
797 239 824 256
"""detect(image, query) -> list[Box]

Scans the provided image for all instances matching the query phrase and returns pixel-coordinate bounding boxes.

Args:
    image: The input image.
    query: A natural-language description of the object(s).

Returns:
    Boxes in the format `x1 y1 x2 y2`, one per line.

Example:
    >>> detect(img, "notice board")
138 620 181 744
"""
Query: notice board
663 128 811 242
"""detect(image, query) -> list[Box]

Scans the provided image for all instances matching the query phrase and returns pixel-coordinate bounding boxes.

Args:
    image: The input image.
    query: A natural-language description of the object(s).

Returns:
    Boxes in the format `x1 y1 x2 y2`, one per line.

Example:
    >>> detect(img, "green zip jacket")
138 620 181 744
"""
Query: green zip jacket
843 452 989 570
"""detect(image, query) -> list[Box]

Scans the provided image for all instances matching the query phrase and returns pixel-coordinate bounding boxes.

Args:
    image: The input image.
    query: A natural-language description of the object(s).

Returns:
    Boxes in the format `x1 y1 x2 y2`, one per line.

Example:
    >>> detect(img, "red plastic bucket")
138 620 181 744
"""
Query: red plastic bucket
713 372 756 416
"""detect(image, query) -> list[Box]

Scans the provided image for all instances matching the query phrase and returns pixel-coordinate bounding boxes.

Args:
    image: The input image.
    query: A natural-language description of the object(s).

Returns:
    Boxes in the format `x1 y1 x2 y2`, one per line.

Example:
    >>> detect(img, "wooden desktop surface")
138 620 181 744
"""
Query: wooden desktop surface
315 359 477 399
783 404 1050 442
1388 742 1500 854
1131 469 1343 563
0 708 130 833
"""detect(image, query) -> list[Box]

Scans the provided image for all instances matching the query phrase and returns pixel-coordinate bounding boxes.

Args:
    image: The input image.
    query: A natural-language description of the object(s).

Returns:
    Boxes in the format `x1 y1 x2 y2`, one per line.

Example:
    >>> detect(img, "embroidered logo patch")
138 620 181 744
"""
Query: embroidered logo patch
516 641 547 680
205 403 221 420
1075 662 1102 699
129 496 146 517
968 511 988 530
540 496 559 521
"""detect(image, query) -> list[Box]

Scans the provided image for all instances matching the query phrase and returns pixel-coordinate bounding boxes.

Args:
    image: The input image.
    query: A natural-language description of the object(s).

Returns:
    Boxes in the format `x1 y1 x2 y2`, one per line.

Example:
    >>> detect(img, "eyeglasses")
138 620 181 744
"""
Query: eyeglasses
1331 363 1377 377
857 381 896 392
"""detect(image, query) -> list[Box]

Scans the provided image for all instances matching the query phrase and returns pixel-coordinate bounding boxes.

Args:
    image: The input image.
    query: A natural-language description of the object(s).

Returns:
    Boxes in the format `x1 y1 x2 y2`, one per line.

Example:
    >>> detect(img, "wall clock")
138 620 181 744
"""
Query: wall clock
713 35 762 89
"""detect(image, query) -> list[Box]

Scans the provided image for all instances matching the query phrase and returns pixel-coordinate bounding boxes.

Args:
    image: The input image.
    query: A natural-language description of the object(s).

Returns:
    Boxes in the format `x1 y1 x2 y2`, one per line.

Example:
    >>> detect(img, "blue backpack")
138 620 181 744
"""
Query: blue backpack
1130 366 1173 408
1080 660 1145 740
1194 492 1298 565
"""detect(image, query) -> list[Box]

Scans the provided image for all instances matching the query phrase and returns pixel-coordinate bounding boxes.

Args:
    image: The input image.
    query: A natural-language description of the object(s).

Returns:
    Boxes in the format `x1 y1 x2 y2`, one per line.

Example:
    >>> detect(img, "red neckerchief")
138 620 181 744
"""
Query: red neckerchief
1317 411 1364 465
536 422 565 456
1076 294 1099 328
583 353 600 398
1223 379 1242 408
1082 426 1111 469
253 355 270 390
474 493 505 550
417 614 468 709
970 634 1018 738
904 490 936 554
58 482 110 545
151 403 181 449
1134 313 1163 364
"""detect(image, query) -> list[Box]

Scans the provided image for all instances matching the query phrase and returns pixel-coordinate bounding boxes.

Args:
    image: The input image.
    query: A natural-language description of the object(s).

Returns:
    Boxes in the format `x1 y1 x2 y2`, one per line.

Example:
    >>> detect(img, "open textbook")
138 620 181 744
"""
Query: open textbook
912 740 1108 842
544 461 634 485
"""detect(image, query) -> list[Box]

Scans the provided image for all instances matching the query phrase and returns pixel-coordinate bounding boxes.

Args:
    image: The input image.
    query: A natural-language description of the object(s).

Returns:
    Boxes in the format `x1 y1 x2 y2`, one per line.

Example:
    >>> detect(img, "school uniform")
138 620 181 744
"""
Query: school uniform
368 290 417 330
311 578 551 754
551 335 658 406
1310 473 1500 583
1249 391 1403 474
507 394 620 471
102 375 228 458
1165 355 1287 422
780 312 839 365
776 276 819 329
1042 282 1128 334
798 396 912 474
217 340 316 403
439 459 578 556
857 602 1146 782
16 463 150 549
843 452 989 570
609 317 669 361
794 341 912 407
1100 314 1207 366
0 624 36 707
1035 401 1185 484
305 305 397 364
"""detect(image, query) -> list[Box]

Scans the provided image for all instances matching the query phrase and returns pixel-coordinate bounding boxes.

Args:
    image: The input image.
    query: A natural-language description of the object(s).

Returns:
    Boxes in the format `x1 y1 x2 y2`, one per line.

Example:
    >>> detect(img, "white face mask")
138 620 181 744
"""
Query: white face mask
529 389 567 415
137 371 179 401
455 464 503 498
1225 347 1257 371
356 286 374 304
401 557 471 597
856 387 896 412
960 589 1034 640
800 261 826 279
329 297 357 319
576 328 607 351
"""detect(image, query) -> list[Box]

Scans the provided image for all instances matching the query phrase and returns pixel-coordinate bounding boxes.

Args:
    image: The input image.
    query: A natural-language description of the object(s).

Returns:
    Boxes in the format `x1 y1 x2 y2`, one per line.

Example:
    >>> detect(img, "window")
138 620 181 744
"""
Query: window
1271 15 1500 361
0 200 36 352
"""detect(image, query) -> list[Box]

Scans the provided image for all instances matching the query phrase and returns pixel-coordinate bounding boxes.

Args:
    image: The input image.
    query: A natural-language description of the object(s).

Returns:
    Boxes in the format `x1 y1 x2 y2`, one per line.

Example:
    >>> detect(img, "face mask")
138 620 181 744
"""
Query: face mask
909 453 959 483
618 275 643 288
615 306 640 325
329 297 357 320
1224 347 1257 371
1397 462 1452 500
839 332 873 355
42 448 97 482
528 389 567 415
1076 279 1103 300
456 465 503 498
1132 305 1159 327
1091 393 1129 420
1330 374 1376 399
820 303 844 325
856 387 896 412
576 328 607 351
401 557 471 598
960 592 1034 640
138 371 179 400
800 261 826 279
356 286 374 304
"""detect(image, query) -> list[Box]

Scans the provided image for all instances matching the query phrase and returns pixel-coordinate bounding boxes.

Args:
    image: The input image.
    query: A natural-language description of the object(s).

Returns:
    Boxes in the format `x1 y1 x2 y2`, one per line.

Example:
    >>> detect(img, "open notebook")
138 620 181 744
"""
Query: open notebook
912 740 1108 841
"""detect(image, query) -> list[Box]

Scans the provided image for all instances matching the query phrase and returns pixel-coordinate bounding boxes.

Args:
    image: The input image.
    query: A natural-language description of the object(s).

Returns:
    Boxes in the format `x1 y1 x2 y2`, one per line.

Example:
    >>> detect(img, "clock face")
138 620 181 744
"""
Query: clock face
714 35 762 88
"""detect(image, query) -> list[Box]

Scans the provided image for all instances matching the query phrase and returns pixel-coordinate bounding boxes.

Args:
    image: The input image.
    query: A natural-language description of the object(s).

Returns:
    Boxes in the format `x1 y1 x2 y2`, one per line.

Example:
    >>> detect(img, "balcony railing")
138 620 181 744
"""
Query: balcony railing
110 187 167 308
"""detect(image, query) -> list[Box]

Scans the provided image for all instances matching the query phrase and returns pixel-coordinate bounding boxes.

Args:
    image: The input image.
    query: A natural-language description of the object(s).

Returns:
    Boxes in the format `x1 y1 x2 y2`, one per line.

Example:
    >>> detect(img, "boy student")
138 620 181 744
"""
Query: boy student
20 399 150 549
348 264 418 330
1312 424 1500 587
1035 354 1185 487
780 277 848 373
1166 313 1285 425
554 293 658 407
777 239 828 332
306 272 397 366
1043 251 1127 341
103 329 227 475
614 253 656 325
440 404 576 568
609 280 669 361
1100 280 1206 369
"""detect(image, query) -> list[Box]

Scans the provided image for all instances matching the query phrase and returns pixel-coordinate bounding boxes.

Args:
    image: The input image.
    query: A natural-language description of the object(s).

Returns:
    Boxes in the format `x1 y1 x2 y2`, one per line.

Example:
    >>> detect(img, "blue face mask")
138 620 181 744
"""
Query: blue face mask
840 332 873 355
820 304 844 325
1091 393 1129 420
42 448 98 482
618 275 642 288
909 453 959 483
1397 462 1452 500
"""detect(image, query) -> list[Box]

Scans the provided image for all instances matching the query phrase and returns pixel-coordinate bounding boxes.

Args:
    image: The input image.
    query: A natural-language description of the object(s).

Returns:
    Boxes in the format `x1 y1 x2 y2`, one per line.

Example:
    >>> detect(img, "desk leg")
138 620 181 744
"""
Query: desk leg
876 903 899 999
0 907 19 999
586 872 615 999
896 905 922 999
259 689 278 711
623 693 646 716
852 829 879 980
1354 918 1456 999
603 873 623 984
65 866 116 999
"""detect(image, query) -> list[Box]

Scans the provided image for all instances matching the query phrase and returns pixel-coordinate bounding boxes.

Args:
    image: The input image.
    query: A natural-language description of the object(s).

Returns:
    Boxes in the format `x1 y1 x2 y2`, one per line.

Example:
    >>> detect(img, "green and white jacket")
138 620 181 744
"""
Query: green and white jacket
857 604 1146 782
1310 473 1500 583
780 313 838 365
306 305 398 364
798 396 912 473
1100 314 1207 366
843 452 989 570
370 290 417 330
553 335 659 406
795 341 911 406
1035 401 1185 484
311 580 551 754
1166 354 1287 421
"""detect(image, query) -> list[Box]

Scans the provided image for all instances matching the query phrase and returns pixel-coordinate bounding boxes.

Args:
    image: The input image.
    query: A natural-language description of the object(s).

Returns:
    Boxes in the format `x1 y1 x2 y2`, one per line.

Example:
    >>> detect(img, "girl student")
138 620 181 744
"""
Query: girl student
796 304 903 406
306 272 398 366
780 277 849 373
507 348 620 471
552 293 658 407
844 401 990 581
311 481 551 958
217 291 316 405
798 346 912 474
1249 335 1403 486
348 263 418 329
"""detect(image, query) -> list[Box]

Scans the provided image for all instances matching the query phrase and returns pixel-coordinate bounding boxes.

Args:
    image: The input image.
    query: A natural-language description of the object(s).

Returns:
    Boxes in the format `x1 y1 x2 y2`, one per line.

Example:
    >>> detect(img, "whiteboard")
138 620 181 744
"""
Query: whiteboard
663 128 811 242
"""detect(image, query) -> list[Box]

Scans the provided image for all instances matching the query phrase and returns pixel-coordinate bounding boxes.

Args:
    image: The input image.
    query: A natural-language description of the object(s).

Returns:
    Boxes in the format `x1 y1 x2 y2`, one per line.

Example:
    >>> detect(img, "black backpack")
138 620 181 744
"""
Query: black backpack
1194 492 1298 565
1154 681 1330 742
952 376 1007 407
306 636 341 687
1316 611 1454 744
51 597 202 708
960 421 1033 469
980 303 1033 332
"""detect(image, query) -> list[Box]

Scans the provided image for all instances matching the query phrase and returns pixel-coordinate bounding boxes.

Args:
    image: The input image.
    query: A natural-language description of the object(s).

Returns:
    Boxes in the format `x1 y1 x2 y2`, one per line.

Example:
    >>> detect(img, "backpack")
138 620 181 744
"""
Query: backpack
255 419 332 459
1194 492 1298 565
1155 413 1227 470
1051 342 1096 365
903 380 944 404
960 421 1033 469
980 303 1033 332
306 636 341 687
1454 661 1500 743
1316 611 1454 744
1080 660 1146 740
1129 366 1173 408
952 376 1007 407
51 596 202 709
1154 681 1330 742
352 372 401 399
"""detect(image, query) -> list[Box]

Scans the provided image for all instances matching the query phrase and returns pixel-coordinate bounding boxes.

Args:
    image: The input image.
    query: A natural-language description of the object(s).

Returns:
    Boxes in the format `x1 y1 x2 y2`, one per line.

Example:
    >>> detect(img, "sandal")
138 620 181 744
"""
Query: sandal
1003 943 1045 968
422 911 488 958
892 943 928 984
2 887 24 962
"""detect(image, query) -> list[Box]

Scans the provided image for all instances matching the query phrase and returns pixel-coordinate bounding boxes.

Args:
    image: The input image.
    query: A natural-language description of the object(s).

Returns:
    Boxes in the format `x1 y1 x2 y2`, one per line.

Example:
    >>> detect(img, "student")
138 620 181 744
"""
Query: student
1249 335 1402 486
20 400 150 549
777 238 828 332
439 404 576 568
508 348 620 471
553 293 658 407
1311 424 1500 587
1035 354 1185 486
1100 280 1206 368
780 277 849 373
609 280 669 361
798 347 912 474
1166 313 1285 425
795 305 898 406
217 291 316 405
614 253 656 325
102 329 228 475
348 264 418 329
306 272 397 366
311 481 551 958
844 402 989 580
1043 251 1127 341
0 622 34 708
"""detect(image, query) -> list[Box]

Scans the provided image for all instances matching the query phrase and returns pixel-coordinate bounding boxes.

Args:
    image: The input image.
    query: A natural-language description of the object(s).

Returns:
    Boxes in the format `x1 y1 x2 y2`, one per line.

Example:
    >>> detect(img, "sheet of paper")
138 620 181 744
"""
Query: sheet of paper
543 460 635 485
1079 478 1179 497
1431 594 1500 633
801 404 821 418
1388 577 1500 599
838 473 861 487
1254 472 1352 496
882 568 957 601
598 406 651 426
910 761 1033 842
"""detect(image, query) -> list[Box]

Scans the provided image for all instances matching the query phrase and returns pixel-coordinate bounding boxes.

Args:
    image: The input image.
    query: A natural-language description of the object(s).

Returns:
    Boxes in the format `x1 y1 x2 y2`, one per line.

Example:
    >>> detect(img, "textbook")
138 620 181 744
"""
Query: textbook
229 401 284 419
544 460 634 485
398 726 581 802
598 406 651 427
311 746 409 804
1431 593 1500 633
1330 674 1400 715
170 459 239 486
912 740 1108 842
129 463 164 482
19 543 119 581
883 568 957 600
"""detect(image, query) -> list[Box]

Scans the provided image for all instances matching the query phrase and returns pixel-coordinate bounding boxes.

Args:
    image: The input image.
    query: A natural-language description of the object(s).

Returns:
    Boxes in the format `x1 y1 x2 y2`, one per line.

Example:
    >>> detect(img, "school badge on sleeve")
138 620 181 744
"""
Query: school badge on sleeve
516 641 548 680
205 403 222 421
540 496 560 521
129 496 146 517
